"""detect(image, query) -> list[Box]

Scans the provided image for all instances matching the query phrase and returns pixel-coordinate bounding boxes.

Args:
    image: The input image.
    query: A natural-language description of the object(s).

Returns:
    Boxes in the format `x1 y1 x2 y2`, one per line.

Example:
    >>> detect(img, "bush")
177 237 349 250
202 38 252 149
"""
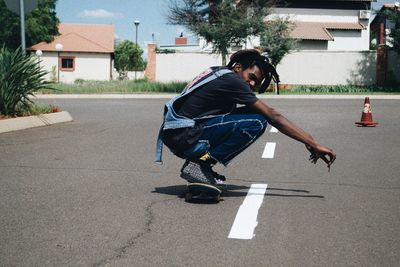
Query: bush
4 104 60 118
74 78 85 85
0 46 54 116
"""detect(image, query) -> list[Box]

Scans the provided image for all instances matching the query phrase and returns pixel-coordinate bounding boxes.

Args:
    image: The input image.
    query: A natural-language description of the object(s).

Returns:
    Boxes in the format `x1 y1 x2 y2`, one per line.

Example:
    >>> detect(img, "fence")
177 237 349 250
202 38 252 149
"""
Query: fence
111 70 145 80
276 50 376 86
145 44 378 86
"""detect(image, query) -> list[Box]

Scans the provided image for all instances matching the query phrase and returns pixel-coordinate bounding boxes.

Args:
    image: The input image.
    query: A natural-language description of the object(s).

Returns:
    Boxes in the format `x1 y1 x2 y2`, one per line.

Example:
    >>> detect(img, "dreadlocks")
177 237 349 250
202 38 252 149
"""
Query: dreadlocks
227 49 280 94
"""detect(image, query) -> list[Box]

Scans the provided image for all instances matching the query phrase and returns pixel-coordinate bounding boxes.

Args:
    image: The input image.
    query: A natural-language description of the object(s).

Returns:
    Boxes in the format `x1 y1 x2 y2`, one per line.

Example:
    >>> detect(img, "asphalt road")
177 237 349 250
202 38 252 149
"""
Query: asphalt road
1 98 399 266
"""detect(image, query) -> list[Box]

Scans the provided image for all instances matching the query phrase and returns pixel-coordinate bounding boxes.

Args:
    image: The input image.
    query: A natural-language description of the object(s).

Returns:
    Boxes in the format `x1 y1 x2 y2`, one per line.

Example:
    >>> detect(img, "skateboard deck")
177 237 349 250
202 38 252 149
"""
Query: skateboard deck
185 183 221 203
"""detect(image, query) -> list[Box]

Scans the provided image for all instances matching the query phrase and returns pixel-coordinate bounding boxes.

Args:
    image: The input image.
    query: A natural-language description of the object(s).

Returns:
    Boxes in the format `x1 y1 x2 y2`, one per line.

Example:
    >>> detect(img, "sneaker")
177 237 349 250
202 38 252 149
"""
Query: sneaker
180 160 217 185
180 160 227 190
213 177 227 190
209 169 227 189
198 152 227 183
210 169 226 181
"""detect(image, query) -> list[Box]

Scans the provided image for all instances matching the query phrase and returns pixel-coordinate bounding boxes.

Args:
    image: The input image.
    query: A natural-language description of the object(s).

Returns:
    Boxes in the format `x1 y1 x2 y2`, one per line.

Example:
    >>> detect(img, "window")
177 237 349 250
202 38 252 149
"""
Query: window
60 57 75 71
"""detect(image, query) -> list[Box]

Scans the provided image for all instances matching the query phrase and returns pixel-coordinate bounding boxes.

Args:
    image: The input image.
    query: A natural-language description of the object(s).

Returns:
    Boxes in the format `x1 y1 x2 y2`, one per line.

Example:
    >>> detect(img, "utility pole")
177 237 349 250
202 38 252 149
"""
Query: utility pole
19 0 26 52
4 0 38 53
134 20 140 80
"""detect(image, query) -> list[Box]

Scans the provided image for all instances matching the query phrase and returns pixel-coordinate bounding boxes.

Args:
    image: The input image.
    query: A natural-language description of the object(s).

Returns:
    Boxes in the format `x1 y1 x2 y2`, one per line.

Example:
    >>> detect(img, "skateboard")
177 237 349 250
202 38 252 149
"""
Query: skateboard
185 183 221 203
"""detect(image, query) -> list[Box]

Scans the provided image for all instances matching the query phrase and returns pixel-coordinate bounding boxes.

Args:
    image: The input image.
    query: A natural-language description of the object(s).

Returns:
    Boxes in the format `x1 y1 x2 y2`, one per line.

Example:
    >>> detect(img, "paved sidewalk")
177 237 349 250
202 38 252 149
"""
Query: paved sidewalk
0 111 73 134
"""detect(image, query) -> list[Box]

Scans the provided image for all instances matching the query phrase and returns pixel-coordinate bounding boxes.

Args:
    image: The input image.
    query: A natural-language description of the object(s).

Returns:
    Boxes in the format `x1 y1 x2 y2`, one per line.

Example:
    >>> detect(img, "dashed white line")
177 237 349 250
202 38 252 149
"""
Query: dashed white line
262 142 276 159
228 184 268 240
228 126 275 239
270 126 278 133
228 125 276 239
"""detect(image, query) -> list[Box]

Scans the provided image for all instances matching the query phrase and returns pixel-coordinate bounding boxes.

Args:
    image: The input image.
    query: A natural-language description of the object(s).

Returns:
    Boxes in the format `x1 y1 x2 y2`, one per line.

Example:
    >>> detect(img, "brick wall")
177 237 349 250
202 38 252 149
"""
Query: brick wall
376 45 387 86
145 43 156 81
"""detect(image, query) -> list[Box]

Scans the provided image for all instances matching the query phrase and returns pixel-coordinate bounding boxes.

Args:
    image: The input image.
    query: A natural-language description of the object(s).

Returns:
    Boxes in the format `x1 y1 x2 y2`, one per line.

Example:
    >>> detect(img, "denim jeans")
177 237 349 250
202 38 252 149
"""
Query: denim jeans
183 108 268 166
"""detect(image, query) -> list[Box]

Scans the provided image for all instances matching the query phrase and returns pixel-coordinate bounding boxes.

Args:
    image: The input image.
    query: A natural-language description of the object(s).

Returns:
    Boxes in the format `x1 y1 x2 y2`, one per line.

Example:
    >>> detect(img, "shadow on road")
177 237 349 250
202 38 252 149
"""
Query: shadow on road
152 185 325 199
153 185 187 199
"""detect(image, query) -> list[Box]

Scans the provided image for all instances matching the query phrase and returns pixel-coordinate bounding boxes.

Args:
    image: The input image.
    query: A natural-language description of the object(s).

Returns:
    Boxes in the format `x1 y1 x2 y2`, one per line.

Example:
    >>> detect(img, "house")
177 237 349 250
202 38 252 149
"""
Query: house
28 23 115 83
160 0 374 52
370 2 400 48
263 0 374 51
147 0 378 85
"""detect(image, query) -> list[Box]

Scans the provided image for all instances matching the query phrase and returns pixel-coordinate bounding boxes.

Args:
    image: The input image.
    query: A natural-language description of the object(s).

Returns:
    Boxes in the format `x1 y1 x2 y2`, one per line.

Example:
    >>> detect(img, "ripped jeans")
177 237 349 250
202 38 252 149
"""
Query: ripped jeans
183 108 268 166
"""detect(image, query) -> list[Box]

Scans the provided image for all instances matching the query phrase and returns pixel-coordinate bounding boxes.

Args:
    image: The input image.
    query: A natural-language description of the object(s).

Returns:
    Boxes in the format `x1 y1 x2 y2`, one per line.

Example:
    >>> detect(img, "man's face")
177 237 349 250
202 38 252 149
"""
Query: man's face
234 64 264 91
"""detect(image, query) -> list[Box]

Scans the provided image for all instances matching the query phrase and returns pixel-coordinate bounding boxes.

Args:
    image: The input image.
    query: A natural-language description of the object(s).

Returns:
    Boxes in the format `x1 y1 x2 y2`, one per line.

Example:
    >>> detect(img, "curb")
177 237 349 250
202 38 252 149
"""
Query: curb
0 111 73 134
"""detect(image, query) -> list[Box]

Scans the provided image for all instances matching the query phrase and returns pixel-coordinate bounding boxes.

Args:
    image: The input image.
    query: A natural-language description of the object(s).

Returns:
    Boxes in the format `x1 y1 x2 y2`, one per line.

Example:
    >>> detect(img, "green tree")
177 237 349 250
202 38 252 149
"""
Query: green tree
168 0 272 64
259 17 297 67
114 40 145 80
379 6 400 53
0 0 59 50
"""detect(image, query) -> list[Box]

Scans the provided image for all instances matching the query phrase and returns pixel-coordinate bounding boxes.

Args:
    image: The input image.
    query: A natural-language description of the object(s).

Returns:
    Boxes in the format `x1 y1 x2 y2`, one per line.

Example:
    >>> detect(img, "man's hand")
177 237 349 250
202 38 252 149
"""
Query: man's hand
250 100 337 171
306 144 336 171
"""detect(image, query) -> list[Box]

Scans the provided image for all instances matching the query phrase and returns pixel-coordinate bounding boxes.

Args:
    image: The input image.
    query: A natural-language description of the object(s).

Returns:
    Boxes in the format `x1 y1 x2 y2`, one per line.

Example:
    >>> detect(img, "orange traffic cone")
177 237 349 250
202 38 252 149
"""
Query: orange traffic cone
355 97 378 127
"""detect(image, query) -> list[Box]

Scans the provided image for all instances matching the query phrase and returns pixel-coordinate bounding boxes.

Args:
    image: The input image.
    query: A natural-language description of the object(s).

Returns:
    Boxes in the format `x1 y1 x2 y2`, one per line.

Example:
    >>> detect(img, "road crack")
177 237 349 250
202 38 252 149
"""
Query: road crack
92 197 175 267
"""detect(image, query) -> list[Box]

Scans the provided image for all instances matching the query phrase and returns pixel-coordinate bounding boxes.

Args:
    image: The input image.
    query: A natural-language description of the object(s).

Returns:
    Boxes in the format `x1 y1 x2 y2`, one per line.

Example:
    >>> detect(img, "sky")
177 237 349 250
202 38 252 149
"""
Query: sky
55 0 399 51
56 0 192 49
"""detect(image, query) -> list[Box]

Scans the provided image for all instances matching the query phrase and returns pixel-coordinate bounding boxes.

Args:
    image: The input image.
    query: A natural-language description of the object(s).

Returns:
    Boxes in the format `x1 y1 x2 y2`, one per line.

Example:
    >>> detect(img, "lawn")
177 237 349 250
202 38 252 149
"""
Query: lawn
36 80 400 95
38 79 188 94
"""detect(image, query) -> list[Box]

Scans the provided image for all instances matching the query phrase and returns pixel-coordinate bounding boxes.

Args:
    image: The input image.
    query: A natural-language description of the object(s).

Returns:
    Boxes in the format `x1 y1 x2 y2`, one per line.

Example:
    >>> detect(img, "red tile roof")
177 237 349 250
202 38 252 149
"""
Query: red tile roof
291 21 366 41
29 23 114 53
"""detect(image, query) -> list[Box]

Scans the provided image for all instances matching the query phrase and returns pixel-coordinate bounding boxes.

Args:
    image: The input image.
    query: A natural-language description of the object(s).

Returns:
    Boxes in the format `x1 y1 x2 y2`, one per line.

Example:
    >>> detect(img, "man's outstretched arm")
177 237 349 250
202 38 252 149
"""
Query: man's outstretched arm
250 99 336 169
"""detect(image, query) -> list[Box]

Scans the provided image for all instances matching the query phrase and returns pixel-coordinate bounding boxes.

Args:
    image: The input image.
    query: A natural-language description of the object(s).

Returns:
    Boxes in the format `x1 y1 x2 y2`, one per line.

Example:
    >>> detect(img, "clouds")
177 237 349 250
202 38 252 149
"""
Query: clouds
78 9 124 19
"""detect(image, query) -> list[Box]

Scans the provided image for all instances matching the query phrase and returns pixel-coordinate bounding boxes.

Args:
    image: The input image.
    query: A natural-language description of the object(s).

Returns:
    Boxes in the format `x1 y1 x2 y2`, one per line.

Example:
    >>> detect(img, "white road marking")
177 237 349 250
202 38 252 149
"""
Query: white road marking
270 126 278 133
262 142 276 158
228 184 268 240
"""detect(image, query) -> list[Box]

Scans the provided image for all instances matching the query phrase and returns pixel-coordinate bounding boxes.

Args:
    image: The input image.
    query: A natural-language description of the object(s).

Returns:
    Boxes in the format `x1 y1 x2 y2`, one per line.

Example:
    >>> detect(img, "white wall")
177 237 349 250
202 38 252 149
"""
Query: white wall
111 70 145 80
154 50 377 86
328 30 369 51
272 8 360 23
36 53 58 81
158 45 204 52
156 52 223 82
277 50 376 85
36 52 112 83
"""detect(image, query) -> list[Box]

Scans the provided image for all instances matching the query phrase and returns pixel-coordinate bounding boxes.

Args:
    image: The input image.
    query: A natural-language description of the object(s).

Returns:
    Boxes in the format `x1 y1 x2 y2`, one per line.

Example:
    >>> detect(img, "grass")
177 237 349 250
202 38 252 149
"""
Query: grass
281 85 400 94
0 104 60 120
37 79 188 94
35 79 400 95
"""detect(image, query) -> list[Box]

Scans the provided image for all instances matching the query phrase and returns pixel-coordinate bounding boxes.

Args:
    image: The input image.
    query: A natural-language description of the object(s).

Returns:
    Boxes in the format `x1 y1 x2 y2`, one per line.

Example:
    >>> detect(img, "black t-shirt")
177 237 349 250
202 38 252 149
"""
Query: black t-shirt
162 68 258 155
175 69 258 119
